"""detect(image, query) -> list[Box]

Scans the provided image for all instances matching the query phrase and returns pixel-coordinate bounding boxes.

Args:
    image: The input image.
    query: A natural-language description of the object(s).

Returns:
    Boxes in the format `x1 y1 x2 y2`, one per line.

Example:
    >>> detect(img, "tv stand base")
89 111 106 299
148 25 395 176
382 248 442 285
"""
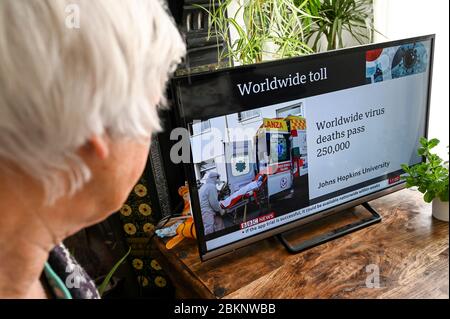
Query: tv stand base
277 202 382 254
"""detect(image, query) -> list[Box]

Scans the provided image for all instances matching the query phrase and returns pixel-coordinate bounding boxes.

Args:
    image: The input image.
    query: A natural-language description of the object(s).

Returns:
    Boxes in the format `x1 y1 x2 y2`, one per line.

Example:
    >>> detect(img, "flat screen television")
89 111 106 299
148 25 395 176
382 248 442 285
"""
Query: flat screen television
172 35 434 261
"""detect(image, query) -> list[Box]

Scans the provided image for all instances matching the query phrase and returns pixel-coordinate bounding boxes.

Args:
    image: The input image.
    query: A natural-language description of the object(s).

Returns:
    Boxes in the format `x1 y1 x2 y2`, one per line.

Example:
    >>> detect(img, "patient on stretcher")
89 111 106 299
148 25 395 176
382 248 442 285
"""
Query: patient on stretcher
220 175 265 209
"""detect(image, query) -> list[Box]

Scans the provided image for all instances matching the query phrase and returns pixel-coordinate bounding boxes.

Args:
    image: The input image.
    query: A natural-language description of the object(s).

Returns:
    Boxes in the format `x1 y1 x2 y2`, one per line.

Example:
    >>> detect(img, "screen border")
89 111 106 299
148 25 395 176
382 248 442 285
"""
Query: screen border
171 34 435 261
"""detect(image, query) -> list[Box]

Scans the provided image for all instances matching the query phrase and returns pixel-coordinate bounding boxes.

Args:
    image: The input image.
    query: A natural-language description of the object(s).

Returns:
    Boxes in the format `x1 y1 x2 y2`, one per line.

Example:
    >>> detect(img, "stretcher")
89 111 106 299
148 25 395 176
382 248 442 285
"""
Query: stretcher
219 174 268 223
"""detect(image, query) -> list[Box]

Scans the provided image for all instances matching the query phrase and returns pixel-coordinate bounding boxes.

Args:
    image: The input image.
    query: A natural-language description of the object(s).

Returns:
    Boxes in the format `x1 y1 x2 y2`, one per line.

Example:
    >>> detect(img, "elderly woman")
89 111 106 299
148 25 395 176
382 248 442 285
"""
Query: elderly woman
0 0 185 298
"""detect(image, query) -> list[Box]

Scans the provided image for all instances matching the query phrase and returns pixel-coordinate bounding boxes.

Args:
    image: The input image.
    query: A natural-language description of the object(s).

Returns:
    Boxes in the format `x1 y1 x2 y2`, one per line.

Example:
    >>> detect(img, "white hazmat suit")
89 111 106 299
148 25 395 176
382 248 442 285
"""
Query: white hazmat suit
199 172 225 235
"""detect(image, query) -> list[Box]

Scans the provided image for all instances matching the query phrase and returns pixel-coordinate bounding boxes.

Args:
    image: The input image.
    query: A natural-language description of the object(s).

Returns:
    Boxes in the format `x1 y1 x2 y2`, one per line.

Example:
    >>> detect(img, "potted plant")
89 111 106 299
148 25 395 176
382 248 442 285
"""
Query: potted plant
306 0 377 51
401 138 449 222
196 0 316 66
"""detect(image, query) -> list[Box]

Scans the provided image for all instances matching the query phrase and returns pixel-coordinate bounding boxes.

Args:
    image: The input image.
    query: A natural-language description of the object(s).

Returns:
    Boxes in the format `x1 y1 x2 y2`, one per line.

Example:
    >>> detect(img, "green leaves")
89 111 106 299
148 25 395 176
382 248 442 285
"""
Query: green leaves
440 185 449 202
305 0 375 52
428 138 440 149
197 0 316 66
97 247 131 297
402 137 449 203
424 190 436 203
196 0 379 65
418 137 440 156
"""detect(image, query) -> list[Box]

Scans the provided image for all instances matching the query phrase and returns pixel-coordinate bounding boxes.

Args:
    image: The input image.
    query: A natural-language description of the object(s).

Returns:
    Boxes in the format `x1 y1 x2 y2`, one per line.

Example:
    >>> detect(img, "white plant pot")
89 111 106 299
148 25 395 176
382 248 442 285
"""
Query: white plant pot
262 40 279 61
432 199 449 222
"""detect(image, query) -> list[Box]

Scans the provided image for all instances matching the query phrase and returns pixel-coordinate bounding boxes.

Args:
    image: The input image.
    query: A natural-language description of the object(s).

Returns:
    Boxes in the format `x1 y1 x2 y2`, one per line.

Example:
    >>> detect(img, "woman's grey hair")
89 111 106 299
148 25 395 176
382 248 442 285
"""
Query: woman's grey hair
0 0 186 203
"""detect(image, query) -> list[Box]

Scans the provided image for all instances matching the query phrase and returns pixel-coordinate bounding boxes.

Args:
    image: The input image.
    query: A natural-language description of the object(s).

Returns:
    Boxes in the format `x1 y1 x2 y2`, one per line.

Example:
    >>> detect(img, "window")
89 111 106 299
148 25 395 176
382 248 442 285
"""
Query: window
374 0 449 157
269 133 290 164
231 155 250 177
276 103 304 118
238 109 261 122
190 120 211 135
230 141 250 176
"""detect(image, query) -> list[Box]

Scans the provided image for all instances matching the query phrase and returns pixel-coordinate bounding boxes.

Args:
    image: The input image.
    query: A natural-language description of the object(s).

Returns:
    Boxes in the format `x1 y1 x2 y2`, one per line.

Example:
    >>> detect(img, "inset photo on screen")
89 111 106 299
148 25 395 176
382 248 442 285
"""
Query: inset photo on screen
189 102 310 237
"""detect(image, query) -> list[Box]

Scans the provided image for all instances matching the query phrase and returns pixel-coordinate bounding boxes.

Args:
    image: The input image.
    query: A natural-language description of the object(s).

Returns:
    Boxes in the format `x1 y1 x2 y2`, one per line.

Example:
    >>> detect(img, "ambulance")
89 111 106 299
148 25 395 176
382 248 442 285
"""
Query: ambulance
285 115 308 177
254 116 307 198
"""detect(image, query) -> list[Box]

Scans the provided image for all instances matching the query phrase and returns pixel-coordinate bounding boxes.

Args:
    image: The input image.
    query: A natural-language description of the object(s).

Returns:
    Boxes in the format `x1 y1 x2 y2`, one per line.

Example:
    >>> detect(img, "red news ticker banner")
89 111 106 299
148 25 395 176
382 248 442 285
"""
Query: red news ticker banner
388 175 401 184
240 212 275 229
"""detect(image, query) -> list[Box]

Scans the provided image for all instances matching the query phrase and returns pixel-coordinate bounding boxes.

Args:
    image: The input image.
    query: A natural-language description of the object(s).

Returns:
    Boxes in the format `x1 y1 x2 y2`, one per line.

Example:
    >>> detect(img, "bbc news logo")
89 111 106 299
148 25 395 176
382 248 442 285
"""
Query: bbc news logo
240 212 275 229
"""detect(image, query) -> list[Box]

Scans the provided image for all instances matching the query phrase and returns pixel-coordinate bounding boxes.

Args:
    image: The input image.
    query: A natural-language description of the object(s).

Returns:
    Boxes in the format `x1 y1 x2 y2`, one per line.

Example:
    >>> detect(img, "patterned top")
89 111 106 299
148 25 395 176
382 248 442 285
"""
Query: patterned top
44 244 100 299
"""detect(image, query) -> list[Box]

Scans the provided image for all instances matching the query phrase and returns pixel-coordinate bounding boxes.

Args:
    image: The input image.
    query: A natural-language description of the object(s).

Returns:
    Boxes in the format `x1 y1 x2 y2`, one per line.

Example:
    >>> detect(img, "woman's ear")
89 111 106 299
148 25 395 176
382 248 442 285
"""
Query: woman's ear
89 135 110 160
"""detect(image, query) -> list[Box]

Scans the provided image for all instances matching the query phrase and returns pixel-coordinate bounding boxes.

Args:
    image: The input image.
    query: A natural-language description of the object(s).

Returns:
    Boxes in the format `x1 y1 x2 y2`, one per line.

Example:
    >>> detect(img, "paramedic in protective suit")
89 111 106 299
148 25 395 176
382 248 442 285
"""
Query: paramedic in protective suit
199 172 226 235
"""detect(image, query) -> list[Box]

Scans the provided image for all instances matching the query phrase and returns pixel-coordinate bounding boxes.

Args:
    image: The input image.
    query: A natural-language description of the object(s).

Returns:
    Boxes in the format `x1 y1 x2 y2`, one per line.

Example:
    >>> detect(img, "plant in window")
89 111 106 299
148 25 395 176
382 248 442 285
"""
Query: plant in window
305 0 377 51
196 0 316 66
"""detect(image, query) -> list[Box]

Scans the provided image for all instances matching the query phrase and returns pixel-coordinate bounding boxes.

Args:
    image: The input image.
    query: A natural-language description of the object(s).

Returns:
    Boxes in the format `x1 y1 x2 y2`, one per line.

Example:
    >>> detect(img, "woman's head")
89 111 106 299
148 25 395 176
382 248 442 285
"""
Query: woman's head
0 0 185 227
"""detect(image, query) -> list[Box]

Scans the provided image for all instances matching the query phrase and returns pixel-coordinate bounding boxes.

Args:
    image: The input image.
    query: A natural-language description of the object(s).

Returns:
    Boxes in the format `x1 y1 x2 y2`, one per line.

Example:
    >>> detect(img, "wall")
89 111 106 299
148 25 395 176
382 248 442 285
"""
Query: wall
374 0 449 157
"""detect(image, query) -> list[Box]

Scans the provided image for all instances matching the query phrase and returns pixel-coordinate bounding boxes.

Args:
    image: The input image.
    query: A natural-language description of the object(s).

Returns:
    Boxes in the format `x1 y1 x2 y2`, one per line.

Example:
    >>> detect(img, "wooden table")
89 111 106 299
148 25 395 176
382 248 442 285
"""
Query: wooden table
152 189 449 299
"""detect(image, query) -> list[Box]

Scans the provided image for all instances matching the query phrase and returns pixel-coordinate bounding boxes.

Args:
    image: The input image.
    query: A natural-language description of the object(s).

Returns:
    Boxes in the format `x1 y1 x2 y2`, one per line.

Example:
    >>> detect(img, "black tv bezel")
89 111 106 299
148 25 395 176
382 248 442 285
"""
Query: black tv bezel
171 34 435 261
